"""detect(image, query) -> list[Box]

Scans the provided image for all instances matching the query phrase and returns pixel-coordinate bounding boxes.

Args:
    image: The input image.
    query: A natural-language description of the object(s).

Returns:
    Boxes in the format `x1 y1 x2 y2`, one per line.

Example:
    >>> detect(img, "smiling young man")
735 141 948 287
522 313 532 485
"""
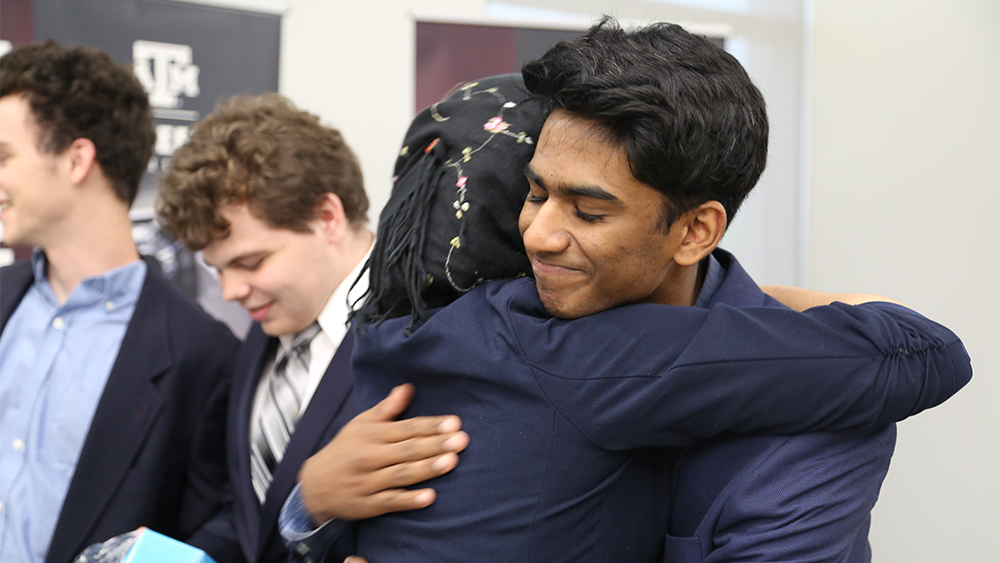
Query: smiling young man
157 94 466 563
0 41 237 563
514 23 909 559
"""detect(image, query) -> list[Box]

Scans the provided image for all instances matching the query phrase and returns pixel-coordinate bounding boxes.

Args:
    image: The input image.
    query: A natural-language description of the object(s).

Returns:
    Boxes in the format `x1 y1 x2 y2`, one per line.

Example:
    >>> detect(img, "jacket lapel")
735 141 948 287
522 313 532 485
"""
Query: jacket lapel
230 325 279 562
0 261 34 331
45 267 173 563
256 330 356 556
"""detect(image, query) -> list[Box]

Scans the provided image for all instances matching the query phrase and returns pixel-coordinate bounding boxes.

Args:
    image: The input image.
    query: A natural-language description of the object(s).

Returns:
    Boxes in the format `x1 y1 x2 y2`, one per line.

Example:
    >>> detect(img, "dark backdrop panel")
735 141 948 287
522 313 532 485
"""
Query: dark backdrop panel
416 22 517 113
415 22 586 113
12 0 276 334
415 22 724 115
513 27 584 69
0 0 33 46
34 0 280 211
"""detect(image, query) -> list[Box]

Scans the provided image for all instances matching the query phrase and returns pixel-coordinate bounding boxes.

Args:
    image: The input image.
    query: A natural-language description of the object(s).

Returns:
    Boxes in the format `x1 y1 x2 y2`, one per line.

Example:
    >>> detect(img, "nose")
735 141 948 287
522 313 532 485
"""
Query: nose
520 200 572 256
218 270 251 302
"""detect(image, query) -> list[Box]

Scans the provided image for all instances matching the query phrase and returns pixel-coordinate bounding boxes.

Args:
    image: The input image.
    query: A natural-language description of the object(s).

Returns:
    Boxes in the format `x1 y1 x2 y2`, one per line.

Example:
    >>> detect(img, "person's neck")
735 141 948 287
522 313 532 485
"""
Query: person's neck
315 227 375 306
342 227 374 273
649 261 705 307
41 201 139 304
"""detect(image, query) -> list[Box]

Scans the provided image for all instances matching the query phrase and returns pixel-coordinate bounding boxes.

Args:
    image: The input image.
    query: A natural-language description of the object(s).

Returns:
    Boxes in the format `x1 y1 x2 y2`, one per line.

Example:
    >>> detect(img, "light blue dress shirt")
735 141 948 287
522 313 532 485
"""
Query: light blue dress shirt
0 251 146 563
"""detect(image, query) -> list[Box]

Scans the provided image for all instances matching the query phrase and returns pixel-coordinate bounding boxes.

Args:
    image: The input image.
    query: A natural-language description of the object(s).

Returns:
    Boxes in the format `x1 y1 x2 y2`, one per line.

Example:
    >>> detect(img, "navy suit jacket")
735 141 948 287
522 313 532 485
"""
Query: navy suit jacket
662 251 896 562
347 249 970 562
0 259 238 563
189 323 358 563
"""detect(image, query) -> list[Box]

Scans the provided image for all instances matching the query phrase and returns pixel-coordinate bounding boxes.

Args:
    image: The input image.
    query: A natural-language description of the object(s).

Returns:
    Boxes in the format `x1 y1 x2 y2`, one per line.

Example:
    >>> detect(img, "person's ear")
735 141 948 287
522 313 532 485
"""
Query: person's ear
673 201 727 267
66 138 98 186
313 192 348 243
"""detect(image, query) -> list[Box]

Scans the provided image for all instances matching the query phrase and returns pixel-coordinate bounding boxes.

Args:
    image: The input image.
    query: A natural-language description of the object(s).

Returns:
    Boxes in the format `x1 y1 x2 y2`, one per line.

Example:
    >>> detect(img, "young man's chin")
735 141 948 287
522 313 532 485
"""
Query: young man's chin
537 291 593 320
259 320 287 337
258 315 313 338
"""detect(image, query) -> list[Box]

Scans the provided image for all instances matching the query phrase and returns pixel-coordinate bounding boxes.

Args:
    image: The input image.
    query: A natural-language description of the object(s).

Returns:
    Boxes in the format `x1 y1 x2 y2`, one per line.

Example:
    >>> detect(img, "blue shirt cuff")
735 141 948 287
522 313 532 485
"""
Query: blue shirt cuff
279 483 346 561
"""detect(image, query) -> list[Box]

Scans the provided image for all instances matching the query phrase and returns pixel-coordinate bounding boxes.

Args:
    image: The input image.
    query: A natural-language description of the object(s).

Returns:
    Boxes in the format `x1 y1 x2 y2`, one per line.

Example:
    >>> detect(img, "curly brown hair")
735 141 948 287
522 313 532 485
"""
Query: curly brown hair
0 40 155 205
157 93 368 250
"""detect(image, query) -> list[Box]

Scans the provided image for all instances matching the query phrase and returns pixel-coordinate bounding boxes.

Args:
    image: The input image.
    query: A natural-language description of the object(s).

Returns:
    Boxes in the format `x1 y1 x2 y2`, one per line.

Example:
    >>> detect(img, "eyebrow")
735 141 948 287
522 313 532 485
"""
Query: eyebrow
524 164 621 203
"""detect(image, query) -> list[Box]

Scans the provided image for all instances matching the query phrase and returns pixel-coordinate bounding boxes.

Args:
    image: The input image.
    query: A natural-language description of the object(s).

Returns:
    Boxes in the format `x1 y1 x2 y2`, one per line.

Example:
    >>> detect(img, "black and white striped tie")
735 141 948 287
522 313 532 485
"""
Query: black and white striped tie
250 323 321 503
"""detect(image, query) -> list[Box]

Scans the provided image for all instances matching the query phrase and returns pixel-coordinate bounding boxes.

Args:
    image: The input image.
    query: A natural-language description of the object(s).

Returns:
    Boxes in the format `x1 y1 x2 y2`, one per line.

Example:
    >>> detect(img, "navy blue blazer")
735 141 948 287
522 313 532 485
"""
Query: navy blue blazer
0 259 238 563
188 323 358 563
662 251 896 562
348 249 970 562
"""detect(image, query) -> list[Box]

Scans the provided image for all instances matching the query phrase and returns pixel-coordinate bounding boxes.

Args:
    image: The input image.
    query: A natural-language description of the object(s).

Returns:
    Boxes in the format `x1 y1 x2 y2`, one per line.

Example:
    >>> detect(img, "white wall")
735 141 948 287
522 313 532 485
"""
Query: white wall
807 1 999 560
280 0 487 221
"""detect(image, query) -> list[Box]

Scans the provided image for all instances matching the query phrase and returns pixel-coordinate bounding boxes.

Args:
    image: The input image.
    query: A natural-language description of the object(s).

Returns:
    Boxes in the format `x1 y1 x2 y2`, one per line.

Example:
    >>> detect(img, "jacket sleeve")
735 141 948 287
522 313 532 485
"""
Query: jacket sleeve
507 297 970 450
676 427 896 563
185 498 248 563
175 316 243 561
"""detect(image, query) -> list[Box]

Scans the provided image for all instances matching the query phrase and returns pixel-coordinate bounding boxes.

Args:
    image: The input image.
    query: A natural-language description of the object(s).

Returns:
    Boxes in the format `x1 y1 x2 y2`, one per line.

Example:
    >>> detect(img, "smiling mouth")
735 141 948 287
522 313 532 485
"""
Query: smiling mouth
247 302 273 321
530 255 583 276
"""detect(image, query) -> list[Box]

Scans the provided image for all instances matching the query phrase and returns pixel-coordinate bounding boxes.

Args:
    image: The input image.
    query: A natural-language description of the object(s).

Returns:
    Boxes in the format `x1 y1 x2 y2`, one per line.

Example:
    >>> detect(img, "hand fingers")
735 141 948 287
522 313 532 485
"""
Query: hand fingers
355 387 464 440
370 430 469 470
372 450 463 490
361 486 438 518
341 413 462 447
360 383 416 422
341 430 468 476
369 414 462 445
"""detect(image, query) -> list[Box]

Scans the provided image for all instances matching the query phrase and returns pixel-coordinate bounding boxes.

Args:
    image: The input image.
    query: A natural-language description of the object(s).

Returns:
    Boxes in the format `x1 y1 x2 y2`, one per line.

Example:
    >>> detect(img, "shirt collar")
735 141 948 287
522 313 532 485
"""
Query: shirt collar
31 248 147 310
692 253 724 309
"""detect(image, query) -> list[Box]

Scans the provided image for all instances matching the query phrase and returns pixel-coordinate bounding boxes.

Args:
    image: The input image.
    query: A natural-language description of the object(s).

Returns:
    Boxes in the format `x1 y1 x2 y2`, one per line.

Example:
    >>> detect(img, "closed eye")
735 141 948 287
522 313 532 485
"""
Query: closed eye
237 258 265 271
575 208 605 223
229 253 269 272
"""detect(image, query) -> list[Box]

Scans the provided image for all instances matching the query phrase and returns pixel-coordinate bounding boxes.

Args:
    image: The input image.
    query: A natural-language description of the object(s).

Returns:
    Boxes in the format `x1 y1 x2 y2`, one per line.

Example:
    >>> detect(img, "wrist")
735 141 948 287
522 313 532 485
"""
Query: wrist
299 458 338 524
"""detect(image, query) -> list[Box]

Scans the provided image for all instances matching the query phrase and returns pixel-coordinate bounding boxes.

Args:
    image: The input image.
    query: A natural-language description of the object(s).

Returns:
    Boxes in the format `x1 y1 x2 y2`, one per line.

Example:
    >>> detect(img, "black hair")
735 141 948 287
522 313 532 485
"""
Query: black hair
521 17 768 226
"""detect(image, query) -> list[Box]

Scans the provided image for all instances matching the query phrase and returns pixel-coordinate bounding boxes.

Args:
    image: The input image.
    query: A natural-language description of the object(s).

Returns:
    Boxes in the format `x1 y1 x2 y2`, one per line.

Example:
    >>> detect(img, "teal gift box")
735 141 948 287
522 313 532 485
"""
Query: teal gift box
124 530 217 563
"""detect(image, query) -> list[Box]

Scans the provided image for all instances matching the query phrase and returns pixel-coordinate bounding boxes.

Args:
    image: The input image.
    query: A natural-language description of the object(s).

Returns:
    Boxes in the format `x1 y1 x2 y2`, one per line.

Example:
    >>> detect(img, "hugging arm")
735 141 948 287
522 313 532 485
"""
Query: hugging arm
281 385 468 561
510 296 970 450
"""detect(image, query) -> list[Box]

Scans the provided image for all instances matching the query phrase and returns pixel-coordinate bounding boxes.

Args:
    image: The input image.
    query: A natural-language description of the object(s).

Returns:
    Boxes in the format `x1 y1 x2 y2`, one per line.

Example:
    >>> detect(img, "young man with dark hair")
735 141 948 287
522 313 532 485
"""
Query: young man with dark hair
284 21 970 563
516 21 894 560
158 94 465 563
0 41 237 563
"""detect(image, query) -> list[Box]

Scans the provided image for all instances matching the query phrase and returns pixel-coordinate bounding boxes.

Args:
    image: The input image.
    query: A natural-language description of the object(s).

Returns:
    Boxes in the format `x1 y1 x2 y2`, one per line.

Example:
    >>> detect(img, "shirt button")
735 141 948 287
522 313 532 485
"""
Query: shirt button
105 301 115 311
52 317 66 329
0 500 4 512
12 438 25 451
